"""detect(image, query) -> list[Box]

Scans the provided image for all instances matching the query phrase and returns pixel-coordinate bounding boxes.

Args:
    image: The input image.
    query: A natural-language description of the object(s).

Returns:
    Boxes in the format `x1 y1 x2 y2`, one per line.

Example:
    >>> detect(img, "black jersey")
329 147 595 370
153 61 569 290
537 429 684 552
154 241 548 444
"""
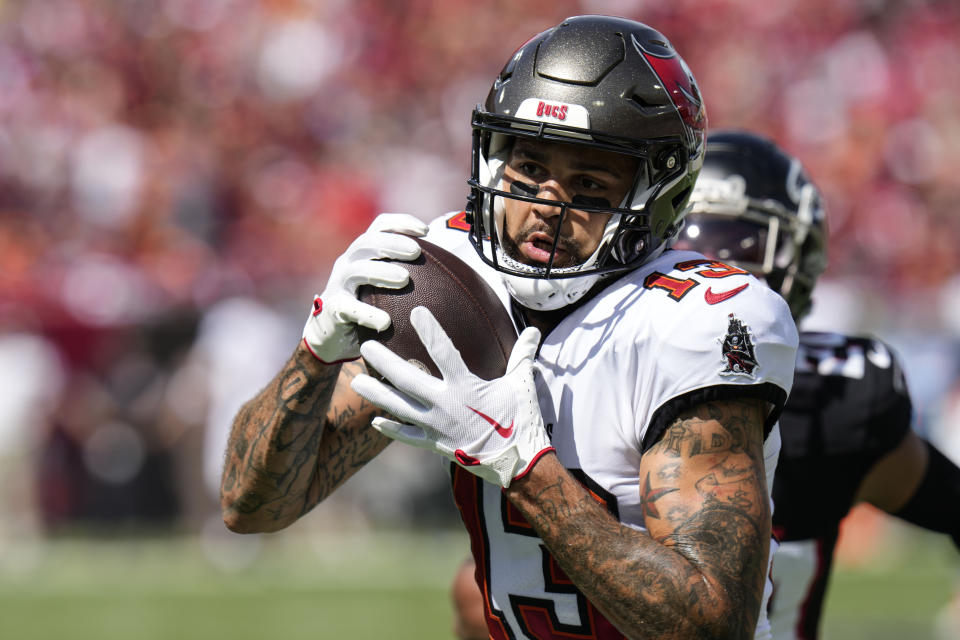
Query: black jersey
768 331 913 639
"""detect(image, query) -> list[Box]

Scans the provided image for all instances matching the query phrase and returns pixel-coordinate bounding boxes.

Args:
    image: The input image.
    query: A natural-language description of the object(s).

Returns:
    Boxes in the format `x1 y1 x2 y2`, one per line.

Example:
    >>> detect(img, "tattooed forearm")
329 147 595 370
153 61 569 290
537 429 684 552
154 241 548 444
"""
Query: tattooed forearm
220 346 336 531
220 347 389 533
505 398 770 640
509 462 699 638
310 389 391 502
665 503 767 633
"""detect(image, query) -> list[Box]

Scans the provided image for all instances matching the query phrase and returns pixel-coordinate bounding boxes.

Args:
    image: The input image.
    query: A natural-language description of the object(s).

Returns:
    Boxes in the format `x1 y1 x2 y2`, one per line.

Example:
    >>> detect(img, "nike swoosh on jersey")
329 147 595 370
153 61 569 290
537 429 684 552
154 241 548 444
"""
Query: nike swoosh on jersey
467 406 514 438
705 283 749 305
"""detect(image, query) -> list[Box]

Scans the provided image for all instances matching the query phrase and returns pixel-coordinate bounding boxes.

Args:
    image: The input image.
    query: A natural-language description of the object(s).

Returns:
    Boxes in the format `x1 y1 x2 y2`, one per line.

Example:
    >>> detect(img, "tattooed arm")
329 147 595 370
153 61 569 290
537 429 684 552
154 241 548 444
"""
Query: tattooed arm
218 213 427 533
504 398 770 640
220 342 390 533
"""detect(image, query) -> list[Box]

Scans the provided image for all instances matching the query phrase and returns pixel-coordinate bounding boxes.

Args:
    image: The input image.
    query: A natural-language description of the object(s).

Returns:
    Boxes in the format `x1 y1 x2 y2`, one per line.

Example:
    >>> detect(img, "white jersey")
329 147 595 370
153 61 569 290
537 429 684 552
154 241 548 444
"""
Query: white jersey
427 212 798 640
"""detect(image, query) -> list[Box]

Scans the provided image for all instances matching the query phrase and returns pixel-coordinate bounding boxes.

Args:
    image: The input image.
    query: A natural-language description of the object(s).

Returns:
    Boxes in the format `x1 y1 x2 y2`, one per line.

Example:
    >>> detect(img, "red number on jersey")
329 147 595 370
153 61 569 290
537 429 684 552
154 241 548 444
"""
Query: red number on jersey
676 259 749 278
643 272 699 300
644 259 749 301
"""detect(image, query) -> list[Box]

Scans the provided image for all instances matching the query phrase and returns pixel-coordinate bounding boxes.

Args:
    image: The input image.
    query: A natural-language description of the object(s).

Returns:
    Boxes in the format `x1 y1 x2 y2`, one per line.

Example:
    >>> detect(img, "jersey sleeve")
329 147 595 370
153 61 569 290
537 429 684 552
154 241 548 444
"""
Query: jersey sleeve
638 278 799 453
425 211 471 246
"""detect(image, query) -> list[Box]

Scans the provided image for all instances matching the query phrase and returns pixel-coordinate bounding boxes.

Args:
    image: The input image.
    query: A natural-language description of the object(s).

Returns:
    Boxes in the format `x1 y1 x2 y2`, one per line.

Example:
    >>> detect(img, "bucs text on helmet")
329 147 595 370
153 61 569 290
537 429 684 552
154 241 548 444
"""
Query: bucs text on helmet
677 130 828 320
465 14 707 311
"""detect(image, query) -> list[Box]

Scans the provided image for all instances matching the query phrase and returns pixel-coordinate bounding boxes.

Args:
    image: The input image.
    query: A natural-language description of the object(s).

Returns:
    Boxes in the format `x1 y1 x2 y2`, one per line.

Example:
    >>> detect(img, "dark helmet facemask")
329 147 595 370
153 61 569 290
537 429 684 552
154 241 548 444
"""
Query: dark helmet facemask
463 15 707 311
467 126 680 310
467 115 693 310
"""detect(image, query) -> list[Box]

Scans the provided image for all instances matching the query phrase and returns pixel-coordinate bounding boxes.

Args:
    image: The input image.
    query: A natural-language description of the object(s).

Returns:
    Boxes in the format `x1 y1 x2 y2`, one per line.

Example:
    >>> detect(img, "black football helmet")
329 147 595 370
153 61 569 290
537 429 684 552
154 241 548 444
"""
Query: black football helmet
675 130 828 320
466 15 707 310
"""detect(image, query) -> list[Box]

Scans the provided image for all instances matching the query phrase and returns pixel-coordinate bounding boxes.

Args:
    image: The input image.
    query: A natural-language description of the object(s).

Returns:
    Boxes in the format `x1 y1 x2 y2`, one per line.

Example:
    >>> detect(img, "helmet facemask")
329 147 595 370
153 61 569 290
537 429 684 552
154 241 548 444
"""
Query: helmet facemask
467 114 687 311
463 15 707 311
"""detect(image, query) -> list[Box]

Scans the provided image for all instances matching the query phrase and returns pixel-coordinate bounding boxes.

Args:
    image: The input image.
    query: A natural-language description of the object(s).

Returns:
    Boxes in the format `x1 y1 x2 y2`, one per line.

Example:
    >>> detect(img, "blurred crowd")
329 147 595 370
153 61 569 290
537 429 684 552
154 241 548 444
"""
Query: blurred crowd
1 0 959 547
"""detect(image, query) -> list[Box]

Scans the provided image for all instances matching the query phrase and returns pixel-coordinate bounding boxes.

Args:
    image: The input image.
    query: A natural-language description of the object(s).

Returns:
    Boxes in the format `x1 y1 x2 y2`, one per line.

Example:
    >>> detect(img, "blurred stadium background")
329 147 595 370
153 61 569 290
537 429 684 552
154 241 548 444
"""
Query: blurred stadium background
1 0 959 638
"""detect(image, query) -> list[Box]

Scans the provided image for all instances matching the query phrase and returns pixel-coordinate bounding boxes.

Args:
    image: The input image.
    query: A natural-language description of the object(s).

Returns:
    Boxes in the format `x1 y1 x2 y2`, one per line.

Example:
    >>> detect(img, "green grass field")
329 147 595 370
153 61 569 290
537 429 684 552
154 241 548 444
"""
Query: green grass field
0 524 955 640
819 523 959 640
0 527 467 640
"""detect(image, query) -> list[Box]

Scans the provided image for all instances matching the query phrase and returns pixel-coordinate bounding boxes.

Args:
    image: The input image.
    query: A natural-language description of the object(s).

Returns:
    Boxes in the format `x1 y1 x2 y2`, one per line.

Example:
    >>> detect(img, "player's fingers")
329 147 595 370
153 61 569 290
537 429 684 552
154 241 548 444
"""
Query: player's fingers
334 296 392 332
349 230 423 262
359 340 440 387
410 306 470 379
351 373 431 426
341 260 410 292
355 343 442 404
370 416 430 448
506 326 541 372
367 213 429 237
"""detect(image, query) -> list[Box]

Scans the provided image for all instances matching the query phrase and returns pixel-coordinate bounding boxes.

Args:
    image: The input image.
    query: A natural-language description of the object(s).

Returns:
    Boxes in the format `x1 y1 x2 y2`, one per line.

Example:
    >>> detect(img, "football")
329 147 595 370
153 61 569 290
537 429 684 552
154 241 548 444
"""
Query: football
357 237 517 381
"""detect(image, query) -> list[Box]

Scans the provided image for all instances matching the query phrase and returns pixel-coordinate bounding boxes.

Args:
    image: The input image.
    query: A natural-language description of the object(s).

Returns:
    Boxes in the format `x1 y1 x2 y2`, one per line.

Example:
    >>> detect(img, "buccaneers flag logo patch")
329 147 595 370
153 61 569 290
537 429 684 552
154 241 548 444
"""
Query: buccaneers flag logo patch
719 313 758 378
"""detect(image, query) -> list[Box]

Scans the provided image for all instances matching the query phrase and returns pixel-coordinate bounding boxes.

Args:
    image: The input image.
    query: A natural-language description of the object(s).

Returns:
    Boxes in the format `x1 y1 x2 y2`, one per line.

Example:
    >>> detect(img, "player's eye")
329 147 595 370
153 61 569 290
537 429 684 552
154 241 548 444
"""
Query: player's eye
578 176 606 191
516 162 546 180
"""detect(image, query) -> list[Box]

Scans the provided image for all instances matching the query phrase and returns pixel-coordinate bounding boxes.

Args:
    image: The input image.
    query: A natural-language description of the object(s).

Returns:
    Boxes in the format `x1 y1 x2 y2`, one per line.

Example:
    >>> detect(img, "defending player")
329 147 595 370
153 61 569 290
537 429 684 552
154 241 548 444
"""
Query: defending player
220 17 798 639
674 129 960 638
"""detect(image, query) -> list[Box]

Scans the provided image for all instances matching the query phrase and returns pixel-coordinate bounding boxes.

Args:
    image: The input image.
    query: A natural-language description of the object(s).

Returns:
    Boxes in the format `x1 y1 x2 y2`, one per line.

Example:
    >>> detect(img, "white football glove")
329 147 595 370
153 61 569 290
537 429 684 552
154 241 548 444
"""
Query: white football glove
350 306 554 488
302 213 428 364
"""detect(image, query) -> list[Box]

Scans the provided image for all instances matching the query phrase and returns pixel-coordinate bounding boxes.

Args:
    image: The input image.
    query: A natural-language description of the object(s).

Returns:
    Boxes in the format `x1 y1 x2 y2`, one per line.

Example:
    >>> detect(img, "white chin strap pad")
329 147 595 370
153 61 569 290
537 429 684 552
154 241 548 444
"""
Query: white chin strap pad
502 272 602 311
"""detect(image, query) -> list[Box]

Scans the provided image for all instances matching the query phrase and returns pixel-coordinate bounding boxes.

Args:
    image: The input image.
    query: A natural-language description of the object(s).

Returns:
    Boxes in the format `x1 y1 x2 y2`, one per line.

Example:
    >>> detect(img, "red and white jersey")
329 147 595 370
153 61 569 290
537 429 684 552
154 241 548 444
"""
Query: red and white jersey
427 212 798 640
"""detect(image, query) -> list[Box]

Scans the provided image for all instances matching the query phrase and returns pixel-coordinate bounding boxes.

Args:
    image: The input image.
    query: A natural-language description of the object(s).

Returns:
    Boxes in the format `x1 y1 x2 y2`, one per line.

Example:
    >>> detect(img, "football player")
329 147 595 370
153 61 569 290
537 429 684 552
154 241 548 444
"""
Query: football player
674 129 960 638
221 17 799 639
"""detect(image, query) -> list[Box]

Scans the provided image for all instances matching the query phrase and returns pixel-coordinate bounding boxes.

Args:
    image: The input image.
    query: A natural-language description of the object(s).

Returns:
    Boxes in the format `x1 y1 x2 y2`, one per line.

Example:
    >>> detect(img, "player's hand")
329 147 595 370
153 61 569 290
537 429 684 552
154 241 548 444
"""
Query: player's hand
302 213 428 364
350 306 554 488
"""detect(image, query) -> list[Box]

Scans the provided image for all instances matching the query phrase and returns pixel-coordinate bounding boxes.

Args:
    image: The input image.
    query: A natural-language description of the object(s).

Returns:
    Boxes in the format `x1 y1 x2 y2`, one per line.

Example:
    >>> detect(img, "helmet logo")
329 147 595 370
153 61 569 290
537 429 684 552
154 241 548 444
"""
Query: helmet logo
692 175 748 212
536 101 568 120
785 160 807 205
718 313 759 378
516 98 590 128
635 38 706 134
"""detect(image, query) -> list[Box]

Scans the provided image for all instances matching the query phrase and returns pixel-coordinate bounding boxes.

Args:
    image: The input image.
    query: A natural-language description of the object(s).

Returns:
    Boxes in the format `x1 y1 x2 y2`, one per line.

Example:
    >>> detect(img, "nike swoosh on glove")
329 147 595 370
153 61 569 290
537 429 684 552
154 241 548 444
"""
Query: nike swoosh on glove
350 306 554 488
302 213 428 364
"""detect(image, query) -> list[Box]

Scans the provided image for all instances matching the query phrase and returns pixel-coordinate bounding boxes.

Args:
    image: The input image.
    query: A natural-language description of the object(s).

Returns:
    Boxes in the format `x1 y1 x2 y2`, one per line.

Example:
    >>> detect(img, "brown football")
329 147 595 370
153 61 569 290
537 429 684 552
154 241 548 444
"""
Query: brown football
357 237 517 380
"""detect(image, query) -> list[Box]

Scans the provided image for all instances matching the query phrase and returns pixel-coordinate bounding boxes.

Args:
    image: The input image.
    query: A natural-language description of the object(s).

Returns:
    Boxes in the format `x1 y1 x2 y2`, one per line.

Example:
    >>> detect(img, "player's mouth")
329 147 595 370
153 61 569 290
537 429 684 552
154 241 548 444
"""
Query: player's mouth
521 231 567 265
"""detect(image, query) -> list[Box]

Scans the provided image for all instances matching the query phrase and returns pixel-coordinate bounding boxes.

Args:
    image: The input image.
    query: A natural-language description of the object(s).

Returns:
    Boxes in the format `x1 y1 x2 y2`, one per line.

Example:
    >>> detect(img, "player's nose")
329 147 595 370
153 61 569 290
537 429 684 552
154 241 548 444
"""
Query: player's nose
531 179 568 218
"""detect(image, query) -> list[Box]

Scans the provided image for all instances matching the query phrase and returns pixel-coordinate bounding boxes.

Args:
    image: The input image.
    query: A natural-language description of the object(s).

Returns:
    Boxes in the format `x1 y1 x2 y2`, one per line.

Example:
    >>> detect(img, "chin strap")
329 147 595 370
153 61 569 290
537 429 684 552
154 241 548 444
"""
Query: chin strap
891 441 960 550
